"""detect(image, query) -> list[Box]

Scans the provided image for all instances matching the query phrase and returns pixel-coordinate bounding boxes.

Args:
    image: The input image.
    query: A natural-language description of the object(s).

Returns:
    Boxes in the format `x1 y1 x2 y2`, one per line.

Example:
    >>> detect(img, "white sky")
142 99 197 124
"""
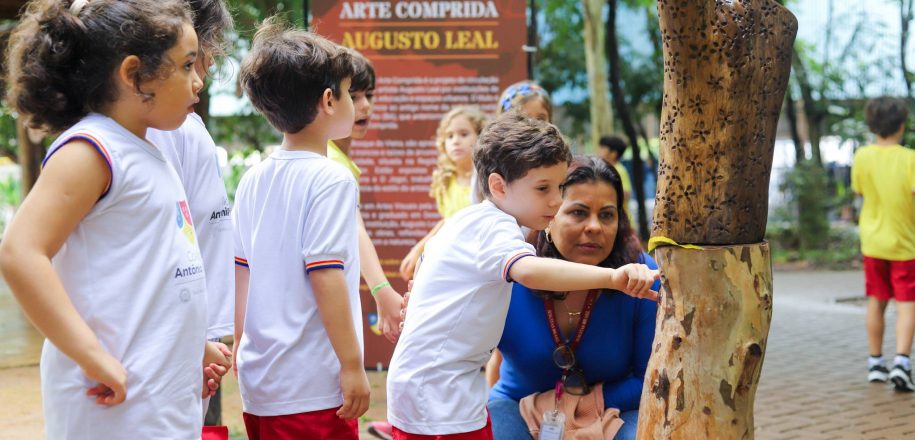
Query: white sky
791 0 907 96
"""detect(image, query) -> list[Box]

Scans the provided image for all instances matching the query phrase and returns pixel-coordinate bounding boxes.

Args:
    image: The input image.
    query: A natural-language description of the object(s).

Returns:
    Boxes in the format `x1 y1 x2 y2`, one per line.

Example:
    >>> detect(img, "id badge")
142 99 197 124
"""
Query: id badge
540 409 566 440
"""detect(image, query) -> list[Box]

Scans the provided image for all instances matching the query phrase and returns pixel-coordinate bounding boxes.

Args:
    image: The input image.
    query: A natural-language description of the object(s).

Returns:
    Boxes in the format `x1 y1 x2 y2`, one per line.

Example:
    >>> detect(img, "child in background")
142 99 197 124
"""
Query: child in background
328 50 404 344
597 135 633 221
234 19 369 439
469 81 554 206
498 80 552 122
399 106 487 281
146 0 235 414
397 83 554 284
1 0 217 437
853 96 915 392
387 113 658 439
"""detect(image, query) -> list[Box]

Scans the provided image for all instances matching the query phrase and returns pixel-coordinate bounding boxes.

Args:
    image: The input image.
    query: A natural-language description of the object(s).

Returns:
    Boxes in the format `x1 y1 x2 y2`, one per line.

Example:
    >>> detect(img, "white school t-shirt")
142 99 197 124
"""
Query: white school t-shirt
387 200 536 435
40 114 207 440
148 113 234 339
232 149 362 416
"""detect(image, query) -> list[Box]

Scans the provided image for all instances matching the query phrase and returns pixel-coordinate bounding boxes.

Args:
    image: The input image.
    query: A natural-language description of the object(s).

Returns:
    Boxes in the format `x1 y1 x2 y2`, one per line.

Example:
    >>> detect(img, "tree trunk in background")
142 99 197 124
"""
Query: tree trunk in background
784 89 804 164
582 0 613 148
606 0 648 239
196 84 211 127
16 119 45 196
901 0 914 100
792 50 823 166
638 1 796 438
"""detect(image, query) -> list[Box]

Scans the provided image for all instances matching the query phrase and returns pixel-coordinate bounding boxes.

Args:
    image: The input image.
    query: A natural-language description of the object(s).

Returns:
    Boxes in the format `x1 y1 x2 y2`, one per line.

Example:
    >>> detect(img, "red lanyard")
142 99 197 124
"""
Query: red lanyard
544 290 598 352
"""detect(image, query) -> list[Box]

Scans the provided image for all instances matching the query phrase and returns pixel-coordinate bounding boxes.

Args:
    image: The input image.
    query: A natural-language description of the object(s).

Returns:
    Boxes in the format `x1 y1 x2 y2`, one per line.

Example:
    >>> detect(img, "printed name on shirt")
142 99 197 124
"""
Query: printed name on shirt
209 204 232 224
175 264 205 278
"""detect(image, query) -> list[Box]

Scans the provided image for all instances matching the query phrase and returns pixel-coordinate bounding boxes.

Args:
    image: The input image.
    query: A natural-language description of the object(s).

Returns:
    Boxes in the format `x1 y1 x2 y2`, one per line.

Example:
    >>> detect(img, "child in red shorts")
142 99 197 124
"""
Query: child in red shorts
853 96 915 392
233 18 369 438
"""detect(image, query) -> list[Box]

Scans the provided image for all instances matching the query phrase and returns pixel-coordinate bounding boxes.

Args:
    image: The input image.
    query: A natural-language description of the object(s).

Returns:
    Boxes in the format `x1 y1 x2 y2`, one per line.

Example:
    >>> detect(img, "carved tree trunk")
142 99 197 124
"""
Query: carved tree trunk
638 1 796 439
582 0 613 148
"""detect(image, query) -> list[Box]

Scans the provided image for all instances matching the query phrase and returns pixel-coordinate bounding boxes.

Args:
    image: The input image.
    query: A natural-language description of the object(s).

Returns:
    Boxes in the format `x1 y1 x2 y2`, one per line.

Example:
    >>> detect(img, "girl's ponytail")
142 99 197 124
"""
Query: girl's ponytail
6 0 192 133
7 0 92 132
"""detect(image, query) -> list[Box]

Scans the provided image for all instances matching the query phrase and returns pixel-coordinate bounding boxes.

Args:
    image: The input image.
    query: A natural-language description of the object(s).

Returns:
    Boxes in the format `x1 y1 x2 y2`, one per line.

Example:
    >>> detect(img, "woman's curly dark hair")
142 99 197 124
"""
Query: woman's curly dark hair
535 155 642 299
6 0 192 133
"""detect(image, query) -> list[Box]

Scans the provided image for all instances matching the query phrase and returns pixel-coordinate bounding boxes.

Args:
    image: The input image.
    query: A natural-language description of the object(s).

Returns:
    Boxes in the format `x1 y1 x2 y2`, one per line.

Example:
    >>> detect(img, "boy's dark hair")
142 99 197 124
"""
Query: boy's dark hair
598 135 628 157
187 0 233 59
240 17 354 134
865 97 909 138
6 0 192 133
536 156 641 274
349 49 375 93
474 111 572 198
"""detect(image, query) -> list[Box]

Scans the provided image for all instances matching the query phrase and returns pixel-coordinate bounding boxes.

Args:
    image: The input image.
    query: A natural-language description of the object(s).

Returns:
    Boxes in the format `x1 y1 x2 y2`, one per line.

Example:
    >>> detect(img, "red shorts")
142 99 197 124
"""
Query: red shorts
864 257 915 302
392 415 493 440
243 407 358 440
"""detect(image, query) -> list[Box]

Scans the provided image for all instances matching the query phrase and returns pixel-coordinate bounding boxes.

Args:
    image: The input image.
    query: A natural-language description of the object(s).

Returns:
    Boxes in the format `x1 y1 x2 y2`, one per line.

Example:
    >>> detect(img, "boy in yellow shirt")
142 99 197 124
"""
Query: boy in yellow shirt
328 50 404 346
852 96 915 392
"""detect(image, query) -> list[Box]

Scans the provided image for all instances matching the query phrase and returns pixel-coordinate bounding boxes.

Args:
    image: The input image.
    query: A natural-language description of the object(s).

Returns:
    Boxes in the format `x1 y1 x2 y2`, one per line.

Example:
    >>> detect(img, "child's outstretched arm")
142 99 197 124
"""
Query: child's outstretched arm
0 140 127 406
356 212 403 343
310 268 371 421
508 256 659 300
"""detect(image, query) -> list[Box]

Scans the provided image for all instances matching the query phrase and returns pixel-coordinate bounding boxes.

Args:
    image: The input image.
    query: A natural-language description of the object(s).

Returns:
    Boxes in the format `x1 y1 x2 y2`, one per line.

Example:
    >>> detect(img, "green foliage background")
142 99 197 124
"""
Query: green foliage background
0 1 910 266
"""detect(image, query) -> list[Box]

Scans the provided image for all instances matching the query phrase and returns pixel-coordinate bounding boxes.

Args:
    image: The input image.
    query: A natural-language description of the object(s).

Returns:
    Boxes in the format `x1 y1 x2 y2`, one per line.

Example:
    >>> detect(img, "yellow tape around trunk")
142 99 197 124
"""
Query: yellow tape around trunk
647 236 705 253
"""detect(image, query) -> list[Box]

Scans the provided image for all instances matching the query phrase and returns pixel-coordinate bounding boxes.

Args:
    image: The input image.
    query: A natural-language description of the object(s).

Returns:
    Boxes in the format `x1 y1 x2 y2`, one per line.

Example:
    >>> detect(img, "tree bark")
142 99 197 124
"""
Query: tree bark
639 1 796 438
582 0 613 148
606 0 649 239
16 119 45 196
637 243 773 439
783 88 804 165
651 0 797 245
196 83 211 127
791 50 823 167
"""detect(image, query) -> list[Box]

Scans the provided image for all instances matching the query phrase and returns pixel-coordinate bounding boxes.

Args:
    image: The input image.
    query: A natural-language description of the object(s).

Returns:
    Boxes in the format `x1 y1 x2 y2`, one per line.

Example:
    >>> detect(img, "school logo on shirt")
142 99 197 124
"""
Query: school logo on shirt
175 200 196 244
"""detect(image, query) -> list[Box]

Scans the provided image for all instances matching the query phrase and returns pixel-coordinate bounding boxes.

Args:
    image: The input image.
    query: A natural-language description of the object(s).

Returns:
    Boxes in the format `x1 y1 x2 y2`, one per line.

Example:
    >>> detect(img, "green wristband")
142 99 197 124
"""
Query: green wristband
370 280 391 296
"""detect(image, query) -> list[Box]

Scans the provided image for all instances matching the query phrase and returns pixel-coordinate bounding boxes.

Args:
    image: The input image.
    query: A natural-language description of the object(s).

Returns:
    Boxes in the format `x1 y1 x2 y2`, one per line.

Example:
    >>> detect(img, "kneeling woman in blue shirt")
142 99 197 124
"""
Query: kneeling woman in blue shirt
487 155 659 440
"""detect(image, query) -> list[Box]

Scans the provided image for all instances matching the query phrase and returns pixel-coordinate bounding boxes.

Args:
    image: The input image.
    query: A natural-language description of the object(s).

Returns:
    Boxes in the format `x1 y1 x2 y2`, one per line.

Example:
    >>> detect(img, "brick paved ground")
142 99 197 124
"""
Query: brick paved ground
755 271 915 440
3 270 915 439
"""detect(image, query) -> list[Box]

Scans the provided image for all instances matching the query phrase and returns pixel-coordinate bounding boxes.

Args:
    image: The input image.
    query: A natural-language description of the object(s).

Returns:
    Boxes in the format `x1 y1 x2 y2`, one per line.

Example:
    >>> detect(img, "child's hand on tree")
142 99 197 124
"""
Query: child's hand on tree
610 264 660 300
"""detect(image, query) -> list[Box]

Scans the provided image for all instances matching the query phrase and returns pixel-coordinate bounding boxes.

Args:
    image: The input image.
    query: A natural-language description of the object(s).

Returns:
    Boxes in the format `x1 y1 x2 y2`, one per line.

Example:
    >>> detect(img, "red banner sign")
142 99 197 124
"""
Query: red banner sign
311 0 528 368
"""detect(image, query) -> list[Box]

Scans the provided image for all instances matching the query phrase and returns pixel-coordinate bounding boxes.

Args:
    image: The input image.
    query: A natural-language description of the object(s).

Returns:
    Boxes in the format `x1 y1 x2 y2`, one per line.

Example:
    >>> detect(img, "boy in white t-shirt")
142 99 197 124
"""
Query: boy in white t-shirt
232 19 369 439
387 112 659 439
